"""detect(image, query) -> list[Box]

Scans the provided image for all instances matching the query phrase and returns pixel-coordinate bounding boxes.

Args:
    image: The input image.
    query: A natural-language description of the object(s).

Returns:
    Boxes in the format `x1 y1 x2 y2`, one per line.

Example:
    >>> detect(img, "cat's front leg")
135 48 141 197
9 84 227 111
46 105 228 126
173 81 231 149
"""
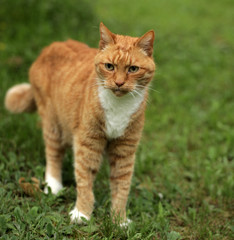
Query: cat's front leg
107 138 138 226
70 134 106 224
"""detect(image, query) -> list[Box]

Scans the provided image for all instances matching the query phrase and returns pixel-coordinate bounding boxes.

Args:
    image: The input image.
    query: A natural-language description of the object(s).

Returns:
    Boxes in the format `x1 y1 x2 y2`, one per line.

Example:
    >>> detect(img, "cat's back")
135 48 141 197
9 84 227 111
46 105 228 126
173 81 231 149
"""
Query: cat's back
31 40 97 72
30 39 97 86
65 39 98 59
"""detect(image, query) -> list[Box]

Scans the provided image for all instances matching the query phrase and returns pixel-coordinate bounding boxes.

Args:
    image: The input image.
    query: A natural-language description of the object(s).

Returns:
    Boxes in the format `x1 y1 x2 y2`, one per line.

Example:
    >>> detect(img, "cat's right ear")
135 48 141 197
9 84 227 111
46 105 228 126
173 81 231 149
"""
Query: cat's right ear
99 22 115 50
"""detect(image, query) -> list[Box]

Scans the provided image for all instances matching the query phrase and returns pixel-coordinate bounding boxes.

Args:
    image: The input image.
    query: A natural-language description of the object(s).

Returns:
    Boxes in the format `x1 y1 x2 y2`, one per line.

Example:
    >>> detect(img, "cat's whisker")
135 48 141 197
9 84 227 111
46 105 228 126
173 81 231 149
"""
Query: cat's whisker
147 87 160 93
129 91 136 99
133 88 150 104
132 89 143 98
136 84 160 94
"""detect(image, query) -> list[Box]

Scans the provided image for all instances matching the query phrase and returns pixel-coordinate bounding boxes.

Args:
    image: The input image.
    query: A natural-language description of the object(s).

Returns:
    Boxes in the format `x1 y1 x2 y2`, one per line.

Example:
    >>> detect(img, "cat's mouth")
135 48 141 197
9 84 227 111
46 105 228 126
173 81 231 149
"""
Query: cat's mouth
104 85 131 97
111 88 129 97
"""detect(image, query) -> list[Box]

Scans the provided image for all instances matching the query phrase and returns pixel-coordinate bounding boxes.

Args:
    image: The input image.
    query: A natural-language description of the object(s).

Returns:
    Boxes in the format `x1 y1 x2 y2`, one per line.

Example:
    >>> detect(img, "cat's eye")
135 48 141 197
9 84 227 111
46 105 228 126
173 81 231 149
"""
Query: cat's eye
128 66 139 73
105 63 115 71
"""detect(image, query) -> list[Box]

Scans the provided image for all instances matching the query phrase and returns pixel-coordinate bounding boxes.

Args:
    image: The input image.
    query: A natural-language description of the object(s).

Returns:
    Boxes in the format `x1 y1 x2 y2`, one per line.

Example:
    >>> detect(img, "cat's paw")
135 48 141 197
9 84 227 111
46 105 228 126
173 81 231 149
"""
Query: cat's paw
70 207 90 224
119 218 132 228
44 175 63 195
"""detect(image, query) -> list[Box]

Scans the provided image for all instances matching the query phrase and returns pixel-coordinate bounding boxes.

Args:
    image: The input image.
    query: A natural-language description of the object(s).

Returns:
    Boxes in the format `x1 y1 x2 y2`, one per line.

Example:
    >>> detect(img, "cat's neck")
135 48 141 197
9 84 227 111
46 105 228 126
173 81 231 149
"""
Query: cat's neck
98 83 146 139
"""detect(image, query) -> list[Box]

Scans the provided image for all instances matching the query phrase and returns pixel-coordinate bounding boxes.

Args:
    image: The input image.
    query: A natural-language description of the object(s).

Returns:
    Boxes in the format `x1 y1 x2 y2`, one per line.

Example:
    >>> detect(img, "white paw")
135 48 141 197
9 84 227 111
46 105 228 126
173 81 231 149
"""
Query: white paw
69 207 90 224
44 175 63 195
120 218 132 228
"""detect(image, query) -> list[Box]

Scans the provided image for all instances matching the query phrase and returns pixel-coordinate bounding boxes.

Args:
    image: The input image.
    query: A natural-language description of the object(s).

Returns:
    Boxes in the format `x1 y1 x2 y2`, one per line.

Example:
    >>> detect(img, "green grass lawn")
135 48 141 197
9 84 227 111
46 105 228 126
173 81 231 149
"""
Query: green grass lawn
0 0 233 239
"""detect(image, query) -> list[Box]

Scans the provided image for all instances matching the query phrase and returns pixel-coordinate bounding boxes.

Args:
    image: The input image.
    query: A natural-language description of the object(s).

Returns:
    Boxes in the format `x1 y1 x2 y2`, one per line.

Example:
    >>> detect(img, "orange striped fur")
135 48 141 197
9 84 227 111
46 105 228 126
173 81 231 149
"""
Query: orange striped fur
5 23 156 225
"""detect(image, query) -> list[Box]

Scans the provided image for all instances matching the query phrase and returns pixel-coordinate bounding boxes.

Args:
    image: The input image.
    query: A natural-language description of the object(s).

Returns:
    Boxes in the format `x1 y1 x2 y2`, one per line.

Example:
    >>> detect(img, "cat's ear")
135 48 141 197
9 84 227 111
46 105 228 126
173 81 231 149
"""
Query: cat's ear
136 30 155 57
99 22 116 50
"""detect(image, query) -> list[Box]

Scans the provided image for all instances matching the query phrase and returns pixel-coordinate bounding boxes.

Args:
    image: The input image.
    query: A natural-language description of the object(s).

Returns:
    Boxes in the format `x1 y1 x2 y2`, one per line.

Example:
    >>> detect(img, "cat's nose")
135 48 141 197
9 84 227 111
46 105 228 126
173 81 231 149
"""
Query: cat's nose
115 81 124 87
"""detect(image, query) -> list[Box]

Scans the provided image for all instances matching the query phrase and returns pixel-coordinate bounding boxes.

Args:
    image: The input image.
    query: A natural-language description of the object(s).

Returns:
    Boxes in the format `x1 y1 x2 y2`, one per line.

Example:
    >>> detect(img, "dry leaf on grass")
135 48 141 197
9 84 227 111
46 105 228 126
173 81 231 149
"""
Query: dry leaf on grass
19 177 42 197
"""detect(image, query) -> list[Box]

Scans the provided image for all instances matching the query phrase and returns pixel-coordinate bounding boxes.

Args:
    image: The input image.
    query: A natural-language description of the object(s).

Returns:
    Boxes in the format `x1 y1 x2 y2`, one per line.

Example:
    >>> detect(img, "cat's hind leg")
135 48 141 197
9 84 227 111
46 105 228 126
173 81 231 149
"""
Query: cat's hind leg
43 121 64 195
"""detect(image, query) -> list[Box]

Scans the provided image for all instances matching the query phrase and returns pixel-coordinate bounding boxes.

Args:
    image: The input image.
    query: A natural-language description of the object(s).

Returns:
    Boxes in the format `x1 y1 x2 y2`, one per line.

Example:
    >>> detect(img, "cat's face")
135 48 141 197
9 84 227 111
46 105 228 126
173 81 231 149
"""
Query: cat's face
95 23 155 97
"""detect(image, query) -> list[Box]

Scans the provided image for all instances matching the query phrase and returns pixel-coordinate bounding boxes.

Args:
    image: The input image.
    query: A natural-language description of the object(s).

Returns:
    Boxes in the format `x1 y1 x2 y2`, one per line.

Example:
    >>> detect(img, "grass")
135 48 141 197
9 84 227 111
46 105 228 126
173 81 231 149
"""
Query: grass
0 0 233 239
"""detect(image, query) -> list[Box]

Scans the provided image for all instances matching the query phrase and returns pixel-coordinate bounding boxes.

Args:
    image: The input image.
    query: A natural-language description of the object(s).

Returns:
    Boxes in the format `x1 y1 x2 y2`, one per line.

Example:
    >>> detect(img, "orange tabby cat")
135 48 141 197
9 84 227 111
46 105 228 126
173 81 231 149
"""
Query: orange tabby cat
5 23 155 226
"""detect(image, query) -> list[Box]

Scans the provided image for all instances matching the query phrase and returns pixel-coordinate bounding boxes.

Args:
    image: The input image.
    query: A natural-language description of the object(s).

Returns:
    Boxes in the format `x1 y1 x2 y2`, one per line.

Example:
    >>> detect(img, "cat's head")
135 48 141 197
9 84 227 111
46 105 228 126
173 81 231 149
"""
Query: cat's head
95 23 156 97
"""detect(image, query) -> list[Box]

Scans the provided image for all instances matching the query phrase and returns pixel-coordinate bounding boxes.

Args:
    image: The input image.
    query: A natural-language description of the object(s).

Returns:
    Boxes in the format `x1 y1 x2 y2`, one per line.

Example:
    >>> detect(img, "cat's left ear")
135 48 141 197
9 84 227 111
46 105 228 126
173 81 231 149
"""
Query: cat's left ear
99 22 116 50
136 30 155 57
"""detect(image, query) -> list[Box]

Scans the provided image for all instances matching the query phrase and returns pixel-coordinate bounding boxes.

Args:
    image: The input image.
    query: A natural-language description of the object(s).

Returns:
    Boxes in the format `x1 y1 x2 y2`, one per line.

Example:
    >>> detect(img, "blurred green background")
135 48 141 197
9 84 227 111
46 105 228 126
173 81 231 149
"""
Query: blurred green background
0 0 233 239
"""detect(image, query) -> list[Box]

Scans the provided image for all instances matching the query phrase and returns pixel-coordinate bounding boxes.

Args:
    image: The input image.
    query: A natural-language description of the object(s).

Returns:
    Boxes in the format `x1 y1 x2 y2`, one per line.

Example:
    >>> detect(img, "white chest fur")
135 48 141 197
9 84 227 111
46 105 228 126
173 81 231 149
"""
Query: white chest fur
98 86 145 139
